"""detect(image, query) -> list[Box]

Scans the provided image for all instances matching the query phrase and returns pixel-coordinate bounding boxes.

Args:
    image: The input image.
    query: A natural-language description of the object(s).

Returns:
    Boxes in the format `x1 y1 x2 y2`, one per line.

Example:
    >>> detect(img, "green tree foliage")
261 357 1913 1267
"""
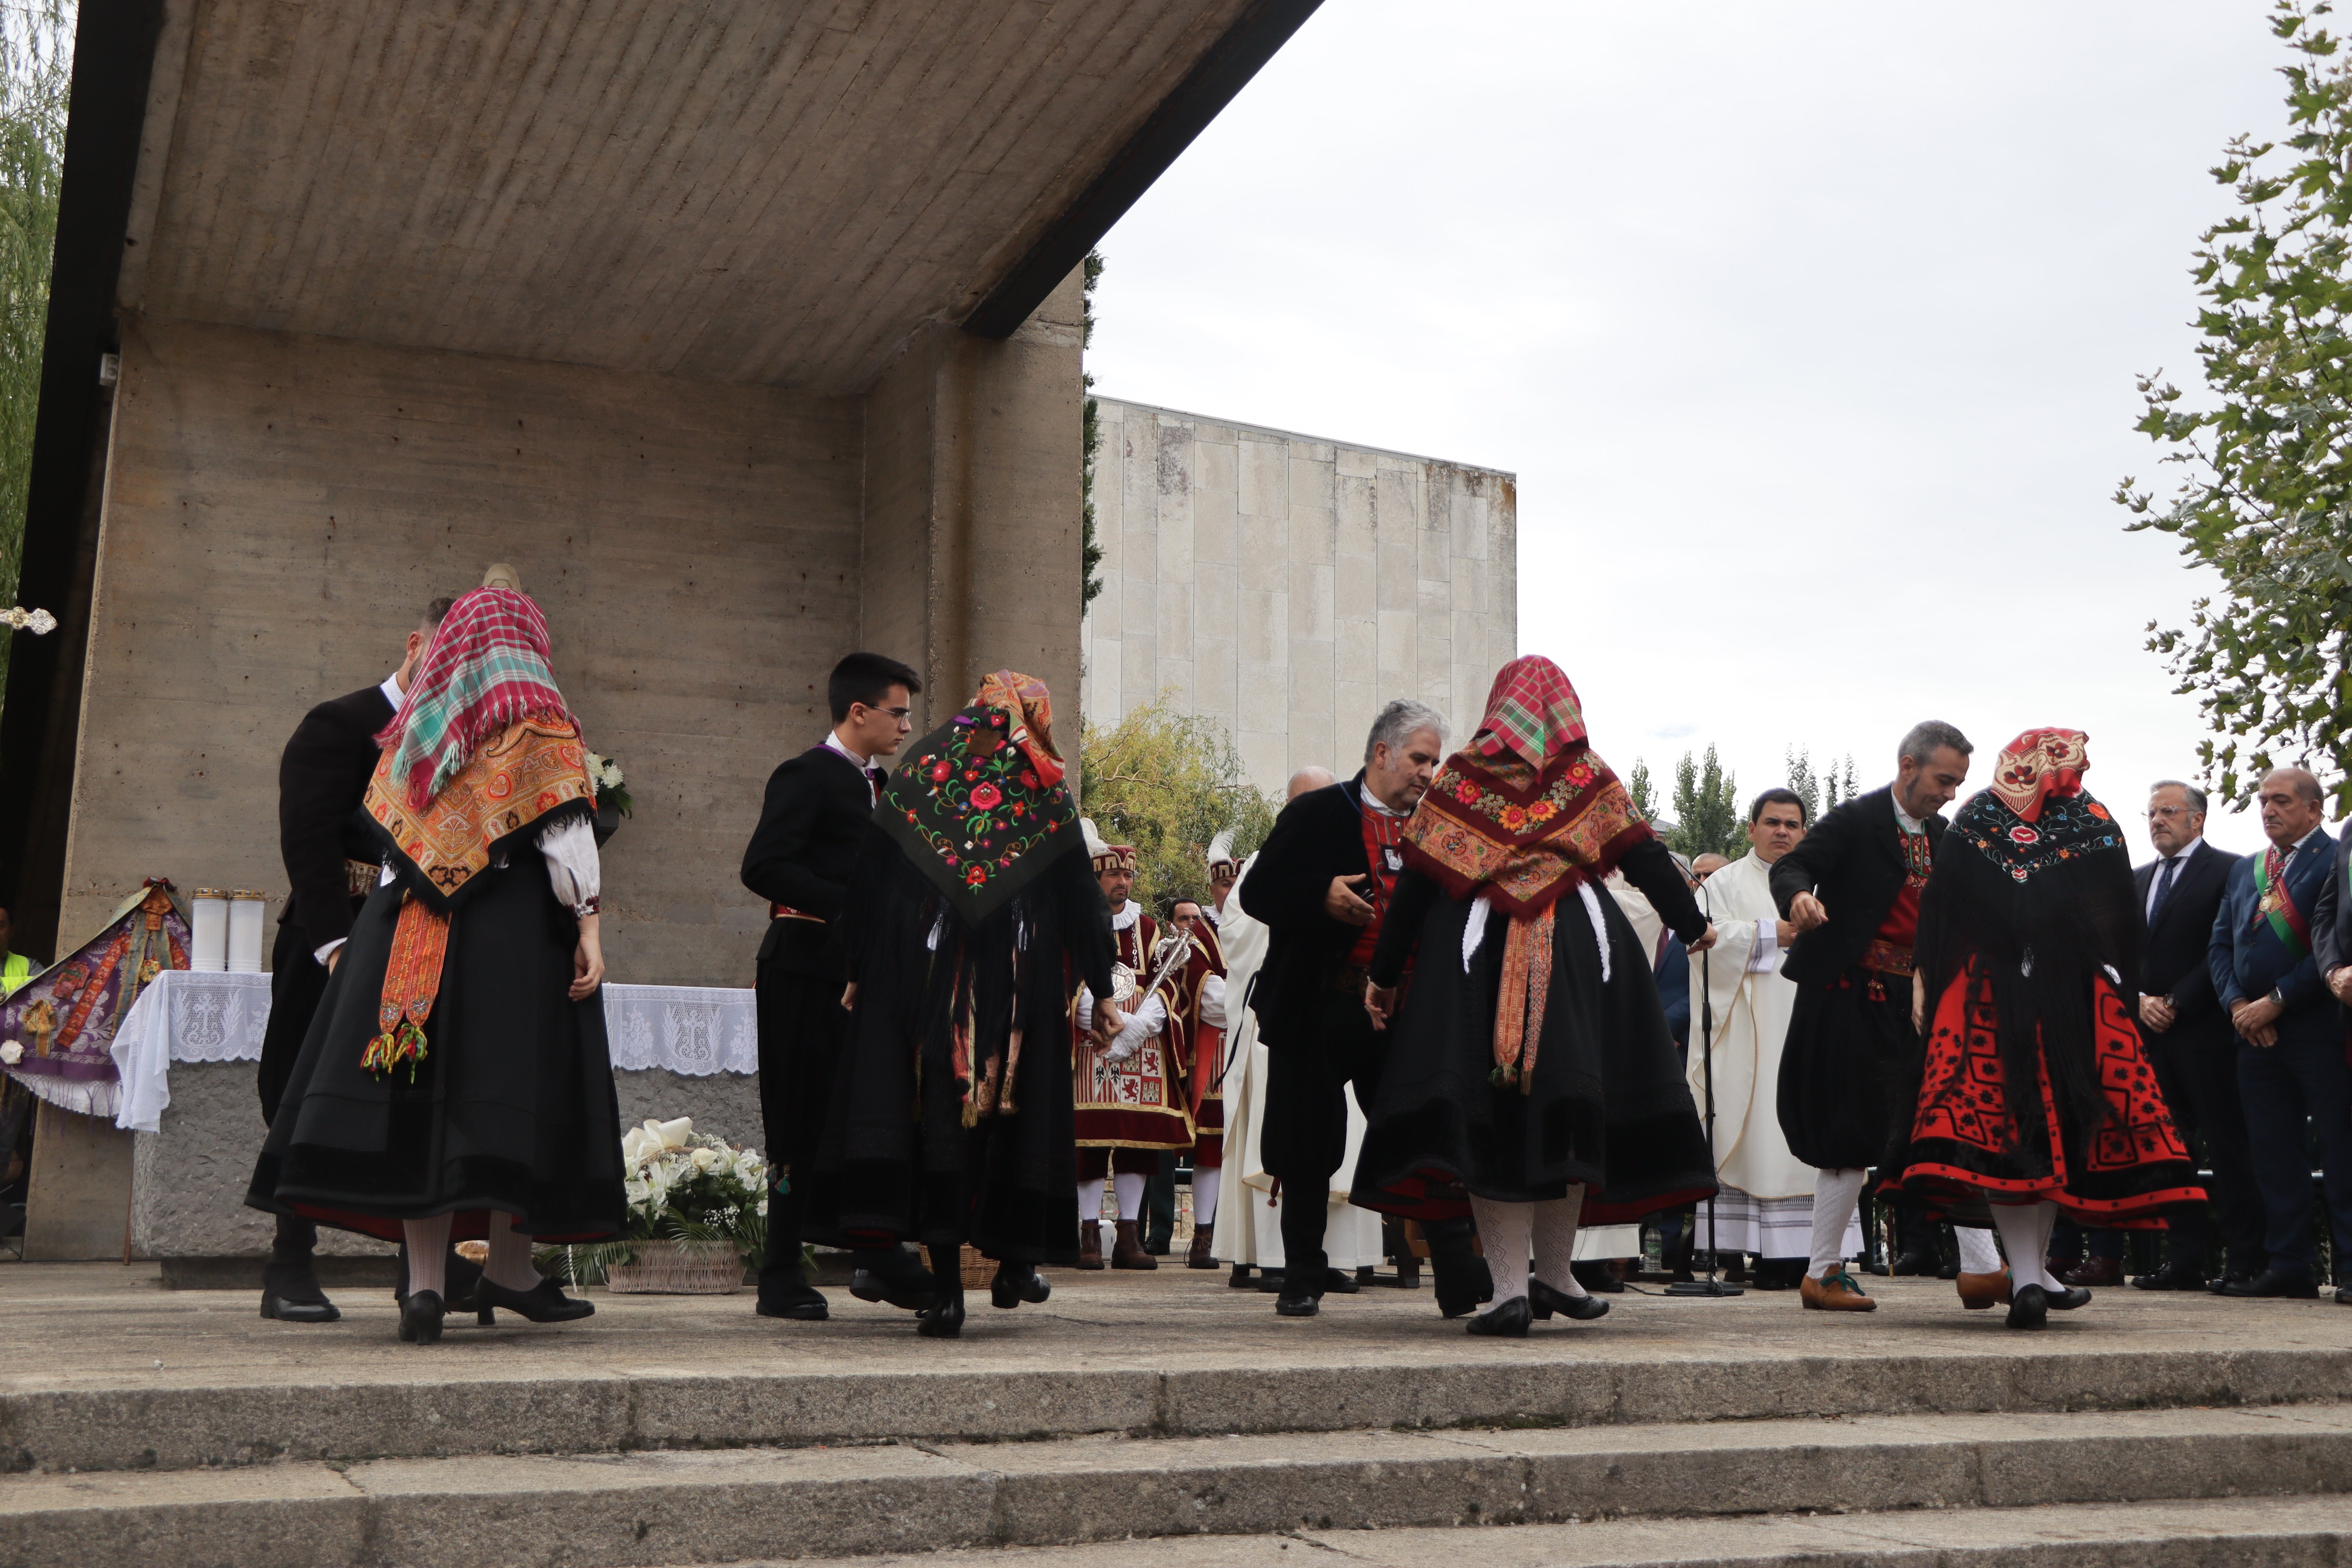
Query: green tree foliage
2120 0 2352 805
1784 745 1858 824
1079 250 1105 617
1667 745 1743 859
1079 693 1278 911
1626 757 1659 822
0 2 69 712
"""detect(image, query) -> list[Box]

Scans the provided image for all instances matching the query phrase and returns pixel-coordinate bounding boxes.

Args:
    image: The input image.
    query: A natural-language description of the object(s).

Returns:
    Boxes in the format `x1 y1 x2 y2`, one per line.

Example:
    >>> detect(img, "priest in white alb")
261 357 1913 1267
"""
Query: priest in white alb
1684 788 1855 1288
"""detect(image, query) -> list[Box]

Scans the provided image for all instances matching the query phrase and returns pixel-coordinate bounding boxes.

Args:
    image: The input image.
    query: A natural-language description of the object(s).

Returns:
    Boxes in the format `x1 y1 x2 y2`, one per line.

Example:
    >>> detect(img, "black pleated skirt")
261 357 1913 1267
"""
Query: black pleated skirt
1354 887 1717 1224
244 864 626 1243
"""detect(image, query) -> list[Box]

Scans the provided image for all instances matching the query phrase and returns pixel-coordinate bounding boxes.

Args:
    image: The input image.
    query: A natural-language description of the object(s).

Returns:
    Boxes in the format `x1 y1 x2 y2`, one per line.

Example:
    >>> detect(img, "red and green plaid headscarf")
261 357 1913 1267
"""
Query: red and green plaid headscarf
375 588 577 810
1472 655 1587 768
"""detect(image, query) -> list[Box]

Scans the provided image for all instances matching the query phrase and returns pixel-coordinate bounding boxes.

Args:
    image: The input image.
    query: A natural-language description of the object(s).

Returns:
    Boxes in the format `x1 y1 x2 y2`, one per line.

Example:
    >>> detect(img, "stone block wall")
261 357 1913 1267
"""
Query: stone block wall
1081 399 1516 791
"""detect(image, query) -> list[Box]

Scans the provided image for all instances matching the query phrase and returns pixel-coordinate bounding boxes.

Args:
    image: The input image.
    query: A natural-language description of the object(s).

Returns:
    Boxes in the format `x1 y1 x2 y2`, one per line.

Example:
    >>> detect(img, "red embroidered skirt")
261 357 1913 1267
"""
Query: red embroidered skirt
1887 958 2205 1226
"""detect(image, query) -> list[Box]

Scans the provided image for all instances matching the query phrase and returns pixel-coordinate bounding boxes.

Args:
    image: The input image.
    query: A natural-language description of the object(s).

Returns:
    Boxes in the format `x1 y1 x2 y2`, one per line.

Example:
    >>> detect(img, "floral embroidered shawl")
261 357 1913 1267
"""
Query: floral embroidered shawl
879 671 1082 923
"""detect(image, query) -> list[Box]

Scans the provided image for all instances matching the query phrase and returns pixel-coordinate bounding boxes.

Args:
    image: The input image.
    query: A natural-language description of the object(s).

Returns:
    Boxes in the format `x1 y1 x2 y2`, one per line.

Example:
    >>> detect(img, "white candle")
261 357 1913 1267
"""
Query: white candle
227 891 266 973
191 891 228 972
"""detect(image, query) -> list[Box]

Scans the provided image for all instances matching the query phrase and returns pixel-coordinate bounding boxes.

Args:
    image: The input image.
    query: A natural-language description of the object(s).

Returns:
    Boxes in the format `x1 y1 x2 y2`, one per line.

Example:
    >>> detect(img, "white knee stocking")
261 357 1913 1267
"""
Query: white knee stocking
1469 1195 1533 1304
1810 1168 1867 1277
404 1214 452 1298
1531 1185 1587 1297
1990 1202 2061 1290
1078 1177 1107 1225
1113 1171 1147 1221
1956 1225 2002 1276
485 1210 540 1292
1192 1168 1221 1227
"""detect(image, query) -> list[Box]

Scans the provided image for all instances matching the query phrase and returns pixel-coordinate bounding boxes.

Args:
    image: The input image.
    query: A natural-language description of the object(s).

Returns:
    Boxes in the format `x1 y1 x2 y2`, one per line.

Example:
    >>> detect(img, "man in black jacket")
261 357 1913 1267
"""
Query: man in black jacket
1771 720 1978 1314
261 595 453 1323
1240 699 1486 1318
740 651 920 1319
2129 779 2254 1291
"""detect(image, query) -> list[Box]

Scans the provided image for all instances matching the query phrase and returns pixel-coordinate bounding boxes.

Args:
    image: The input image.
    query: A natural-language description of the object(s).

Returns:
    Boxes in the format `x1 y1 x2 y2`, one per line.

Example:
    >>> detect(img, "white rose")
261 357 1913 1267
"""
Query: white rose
690 1147 717 1171
0 1042 20 1066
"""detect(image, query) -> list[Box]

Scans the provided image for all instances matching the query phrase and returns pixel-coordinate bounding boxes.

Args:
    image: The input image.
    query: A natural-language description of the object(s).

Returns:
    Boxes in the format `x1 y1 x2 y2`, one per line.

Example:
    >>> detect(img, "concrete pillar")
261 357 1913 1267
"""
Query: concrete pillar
860 266 1086 733
24 1101 134 1260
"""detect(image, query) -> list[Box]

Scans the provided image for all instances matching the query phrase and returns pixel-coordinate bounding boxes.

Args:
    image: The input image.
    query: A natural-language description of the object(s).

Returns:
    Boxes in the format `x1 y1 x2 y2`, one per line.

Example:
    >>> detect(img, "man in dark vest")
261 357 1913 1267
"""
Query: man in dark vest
2221 766 2350 1300
1771 720 1992 1314
260 595 453 1323
2127 779 2252 1292
741 651 922 1319
1241 699 1488 1319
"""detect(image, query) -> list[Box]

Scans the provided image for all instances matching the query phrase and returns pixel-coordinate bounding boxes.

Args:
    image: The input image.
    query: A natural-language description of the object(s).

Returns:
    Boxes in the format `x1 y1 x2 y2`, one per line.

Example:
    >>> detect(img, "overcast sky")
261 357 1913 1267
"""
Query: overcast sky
1088 2 2291 859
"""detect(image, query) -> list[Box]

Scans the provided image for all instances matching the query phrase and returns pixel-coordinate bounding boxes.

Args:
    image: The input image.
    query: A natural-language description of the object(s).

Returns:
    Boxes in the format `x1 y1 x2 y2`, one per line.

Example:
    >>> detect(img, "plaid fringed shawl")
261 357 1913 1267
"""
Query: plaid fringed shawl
1403 655 1653 1092
376 588 577 811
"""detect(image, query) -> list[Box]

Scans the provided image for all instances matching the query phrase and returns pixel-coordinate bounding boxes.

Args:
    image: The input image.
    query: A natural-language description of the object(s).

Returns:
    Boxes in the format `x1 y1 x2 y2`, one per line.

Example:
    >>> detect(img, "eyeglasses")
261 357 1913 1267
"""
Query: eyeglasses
2145 806 2192 819
861 705 913 720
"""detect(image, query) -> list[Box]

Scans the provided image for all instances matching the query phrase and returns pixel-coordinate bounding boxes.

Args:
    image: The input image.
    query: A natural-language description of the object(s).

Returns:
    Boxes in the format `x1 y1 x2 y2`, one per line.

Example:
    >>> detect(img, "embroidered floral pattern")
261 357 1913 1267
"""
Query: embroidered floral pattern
887 703 1077 911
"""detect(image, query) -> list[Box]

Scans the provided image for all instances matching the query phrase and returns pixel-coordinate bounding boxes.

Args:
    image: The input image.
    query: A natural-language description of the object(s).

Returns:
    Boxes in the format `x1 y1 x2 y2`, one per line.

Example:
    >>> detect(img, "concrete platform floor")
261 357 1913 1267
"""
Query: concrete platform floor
3 1258 2348 1396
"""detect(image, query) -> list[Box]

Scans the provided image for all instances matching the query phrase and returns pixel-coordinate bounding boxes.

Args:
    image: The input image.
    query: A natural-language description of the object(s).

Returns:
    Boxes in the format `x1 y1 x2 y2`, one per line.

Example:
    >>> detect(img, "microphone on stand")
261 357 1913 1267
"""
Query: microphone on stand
1668 874 1742 1299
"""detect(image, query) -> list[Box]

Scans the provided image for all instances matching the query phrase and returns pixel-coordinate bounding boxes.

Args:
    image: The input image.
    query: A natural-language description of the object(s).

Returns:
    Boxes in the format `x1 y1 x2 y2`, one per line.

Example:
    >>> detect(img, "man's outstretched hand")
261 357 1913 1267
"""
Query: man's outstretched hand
1788 891 1828 932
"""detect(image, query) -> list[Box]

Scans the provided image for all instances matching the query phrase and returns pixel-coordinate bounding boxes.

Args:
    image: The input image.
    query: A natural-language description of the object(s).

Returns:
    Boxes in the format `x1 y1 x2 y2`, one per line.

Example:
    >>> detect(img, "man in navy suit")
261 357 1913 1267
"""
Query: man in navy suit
2129 780 2254 1291
2210 767 2352 1299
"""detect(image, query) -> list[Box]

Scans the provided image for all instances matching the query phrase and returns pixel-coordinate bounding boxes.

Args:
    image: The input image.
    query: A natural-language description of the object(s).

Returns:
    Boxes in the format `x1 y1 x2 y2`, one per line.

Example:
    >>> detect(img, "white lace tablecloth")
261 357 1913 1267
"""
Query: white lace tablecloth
109 970 756 1134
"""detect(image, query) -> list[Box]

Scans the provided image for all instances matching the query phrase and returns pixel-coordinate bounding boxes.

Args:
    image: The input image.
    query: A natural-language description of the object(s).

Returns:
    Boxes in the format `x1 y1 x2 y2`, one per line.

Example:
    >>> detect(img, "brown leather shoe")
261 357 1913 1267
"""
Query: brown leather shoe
1957 1268 2014 1310
1800 1269 1877 1312
1112 1219 1159 1270
1187 1221 1216 1269
1076 1220 1105 1270
2060 1256 2123 1288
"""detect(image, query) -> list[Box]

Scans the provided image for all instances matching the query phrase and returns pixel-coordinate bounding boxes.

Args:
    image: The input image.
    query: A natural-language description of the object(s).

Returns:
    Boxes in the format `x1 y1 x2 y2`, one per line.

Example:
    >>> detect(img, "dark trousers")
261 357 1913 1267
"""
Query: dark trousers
261 920 332 1297
1263 983 1389 1285
2238 1034 2352 1280
2151 1036 2265 1276
2048 1220 2124 1265
755 960 849 1296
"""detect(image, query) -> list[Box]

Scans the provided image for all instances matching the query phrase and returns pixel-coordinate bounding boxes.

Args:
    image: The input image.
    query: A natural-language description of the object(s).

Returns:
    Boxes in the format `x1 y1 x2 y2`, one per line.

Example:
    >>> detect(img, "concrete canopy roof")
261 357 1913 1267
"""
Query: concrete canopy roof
118 0 1302 391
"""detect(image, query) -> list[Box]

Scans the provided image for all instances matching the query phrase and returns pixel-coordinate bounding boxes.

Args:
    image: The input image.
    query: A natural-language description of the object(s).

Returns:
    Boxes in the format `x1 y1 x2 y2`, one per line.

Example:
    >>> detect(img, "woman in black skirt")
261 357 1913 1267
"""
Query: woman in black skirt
247 584 624 1344
804 671 1118 1338
1355 655 1719 1337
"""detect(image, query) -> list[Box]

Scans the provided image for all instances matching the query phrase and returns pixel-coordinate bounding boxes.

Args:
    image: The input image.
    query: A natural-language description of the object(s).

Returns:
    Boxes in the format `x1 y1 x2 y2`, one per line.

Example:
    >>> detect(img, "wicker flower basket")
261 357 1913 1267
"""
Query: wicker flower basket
959 1245 994 1289
603 1238 746 1295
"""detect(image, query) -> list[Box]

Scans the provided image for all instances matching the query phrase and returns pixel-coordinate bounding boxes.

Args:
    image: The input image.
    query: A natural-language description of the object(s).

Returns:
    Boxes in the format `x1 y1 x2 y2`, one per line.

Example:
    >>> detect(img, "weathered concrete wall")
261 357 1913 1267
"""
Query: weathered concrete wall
133 1060 762 1261
1082 401 1517 793
61 318 864 985
862 269 1087 731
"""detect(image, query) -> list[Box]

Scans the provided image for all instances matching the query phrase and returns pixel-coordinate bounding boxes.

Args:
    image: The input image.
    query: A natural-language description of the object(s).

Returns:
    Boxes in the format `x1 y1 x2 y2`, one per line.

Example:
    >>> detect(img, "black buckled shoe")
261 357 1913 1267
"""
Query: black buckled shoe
475 1276 596 1324
1466 1296 1533 1337
260 1292 341 1324
849 1247 939 1312
2004 1283 2049 1330
398 1290 446 1345
2129 1262 2209 1292
2221 1267 2320 1299
757 1283 830 1321
990 1261 1051 1309
1529 1277 1609 1321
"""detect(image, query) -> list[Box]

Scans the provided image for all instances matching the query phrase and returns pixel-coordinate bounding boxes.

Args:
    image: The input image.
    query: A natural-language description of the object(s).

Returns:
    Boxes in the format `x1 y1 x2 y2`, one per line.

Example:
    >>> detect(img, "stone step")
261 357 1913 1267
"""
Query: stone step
9 1403 2352 1568
671 1494 2352 1568
14 1333 2352 1475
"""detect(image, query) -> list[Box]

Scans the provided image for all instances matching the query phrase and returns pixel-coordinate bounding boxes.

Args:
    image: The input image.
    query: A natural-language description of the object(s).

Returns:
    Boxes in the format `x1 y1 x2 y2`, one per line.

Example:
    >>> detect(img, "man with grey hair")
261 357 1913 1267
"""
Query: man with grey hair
1241 701 1488 1318
2119 778 2252 1292
1769 720 1989 1314
2222 766 2352 1299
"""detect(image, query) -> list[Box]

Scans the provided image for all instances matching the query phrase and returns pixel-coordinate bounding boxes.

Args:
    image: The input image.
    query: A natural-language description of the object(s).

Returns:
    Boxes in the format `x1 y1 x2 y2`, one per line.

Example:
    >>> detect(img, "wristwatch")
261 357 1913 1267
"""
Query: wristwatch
2267 986 2287 1007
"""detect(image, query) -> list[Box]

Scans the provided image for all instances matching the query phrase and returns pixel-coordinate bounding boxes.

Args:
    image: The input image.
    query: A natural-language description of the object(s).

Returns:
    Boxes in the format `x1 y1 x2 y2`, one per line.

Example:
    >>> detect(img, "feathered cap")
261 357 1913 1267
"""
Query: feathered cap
1206 827 1238 872
1082 817 1135 873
